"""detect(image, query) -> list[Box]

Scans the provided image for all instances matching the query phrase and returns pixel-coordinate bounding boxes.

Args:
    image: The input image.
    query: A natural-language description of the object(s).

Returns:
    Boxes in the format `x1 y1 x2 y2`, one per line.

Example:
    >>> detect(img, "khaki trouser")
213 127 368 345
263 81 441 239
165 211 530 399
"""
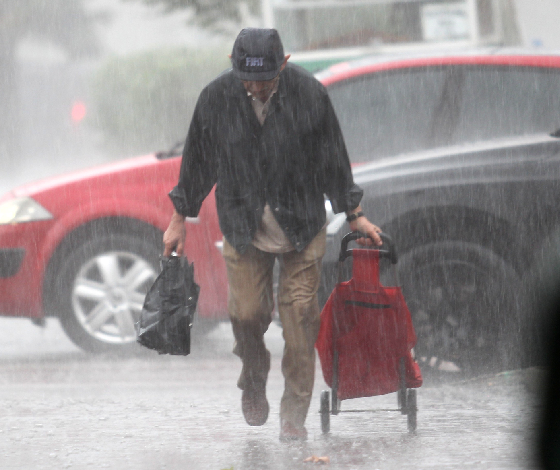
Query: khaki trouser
223 229 326 427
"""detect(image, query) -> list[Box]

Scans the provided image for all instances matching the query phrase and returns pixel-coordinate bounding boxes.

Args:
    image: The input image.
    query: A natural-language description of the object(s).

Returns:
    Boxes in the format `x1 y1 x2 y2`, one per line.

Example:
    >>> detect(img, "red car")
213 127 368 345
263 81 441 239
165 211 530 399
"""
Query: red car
2 49 560 353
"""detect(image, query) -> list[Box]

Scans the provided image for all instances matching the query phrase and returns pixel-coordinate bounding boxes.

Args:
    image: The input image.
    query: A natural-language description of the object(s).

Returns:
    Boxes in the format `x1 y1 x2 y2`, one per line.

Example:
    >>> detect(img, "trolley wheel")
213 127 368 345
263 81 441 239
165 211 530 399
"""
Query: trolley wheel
398 358 407 414
407 389 417 432
320 390 330 434
398 388 408 414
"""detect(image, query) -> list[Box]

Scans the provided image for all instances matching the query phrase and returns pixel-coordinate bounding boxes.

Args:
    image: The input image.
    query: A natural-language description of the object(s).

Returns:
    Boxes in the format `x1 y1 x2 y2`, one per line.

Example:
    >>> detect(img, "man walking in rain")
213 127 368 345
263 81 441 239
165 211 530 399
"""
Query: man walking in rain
163 28 382 441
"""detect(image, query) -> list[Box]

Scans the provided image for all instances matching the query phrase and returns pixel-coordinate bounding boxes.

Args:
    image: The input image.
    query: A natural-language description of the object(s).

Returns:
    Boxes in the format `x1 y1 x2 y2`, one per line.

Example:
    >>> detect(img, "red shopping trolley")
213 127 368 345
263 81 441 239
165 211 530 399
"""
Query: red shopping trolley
316 232 422 433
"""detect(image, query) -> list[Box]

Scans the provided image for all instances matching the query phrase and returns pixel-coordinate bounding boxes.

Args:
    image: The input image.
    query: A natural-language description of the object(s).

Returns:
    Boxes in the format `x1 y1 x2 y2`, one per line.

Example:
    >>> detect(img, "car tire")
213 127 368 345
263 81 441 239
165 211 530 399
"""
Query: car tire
320 390 330 434
398 242 522 375
406 389 417 432
54 233 161 353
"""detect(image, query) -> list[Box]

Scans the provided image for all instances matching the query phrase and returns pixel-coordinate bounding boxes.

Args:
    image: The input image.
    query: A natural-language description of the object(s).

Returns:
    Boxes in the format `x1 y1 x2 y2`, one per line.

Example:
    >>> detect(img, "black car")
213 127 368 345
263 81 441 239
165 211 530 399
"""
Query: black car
321 132 560 374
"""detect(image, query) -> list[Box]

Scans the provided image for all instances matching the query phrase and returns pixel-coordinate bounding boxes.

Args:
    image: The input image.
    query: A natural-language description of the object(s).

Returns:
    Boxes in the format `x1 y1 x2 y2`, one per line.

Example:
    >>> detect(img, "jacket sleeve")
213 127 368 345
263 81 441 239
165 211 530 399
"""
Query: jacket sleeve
169 89 218 217
319 91 363 214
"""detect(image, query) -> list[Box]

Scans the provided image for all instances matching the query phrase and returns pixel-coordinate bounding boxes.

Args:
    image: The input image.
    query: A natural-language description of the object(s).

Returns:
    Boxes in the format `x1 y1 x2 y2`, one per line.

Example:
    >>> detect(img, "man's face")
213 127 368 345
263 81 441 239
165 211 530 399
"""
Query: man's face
242 76 279 103
238 54 291 103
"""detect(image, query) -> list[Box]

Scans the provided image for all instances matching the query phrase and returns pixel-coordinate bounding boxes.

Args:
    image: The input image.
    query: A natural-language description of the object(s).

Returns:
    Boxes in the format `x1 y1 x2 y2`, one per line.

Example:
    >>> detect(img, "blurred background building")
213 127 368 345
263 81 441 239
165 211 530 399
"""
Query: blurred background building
2 0 560 192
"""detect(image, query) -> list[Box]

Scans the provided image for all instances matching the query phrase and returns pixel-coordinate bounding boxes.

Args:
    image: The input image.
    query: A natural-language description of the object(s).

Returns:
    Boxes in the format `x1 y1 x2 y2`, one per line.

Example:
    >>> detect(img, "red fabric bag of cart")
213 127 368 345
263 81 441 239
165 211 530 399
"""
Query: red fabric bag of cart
316 249 422 400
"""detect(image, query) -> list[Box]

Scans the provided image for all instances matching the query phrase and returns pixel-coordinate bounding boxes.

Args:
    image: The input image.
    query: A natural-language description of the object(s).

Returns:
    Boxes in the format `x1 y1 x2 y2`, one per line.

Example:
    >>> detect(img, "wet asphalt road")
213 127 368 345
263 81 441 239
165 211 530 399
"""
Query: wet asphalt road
0 318 543 470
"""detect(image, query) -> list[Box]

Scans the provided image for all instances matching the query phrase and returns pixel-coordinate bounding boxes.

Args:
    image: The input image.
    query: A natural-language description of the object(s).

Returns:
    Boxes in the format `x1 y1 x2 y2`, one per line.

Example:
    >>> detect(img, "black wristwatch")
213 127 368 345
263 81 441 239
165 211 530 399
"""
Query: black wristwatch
346 211 364 223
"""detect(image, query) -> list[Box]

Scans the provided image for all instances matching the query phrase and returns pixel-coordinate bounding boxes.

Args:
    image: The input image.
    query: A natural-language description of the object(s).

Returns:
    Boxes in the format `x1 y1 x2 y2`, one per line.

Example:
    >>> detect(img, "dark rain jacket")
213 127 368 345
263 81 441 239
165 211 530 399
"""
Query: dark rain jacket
169 63 363 253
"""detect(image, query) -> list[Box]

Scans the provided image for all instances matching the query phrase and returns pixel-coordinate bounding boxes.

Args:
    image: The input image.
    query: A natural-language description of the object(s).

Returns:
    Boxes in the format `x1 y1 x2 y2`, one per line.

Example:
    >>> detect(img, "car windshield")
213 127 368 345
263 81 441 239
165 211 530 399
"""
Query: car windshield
327 65 560 163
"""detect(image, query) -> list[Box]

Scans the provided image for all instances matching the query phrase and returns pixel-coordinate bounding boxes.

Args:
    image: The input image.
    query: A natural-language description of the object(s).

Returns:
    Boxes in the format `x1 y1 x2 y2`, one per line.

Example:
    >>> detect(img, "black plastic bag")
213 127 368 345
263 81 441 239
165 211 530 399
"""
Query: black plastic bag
136 254 199 355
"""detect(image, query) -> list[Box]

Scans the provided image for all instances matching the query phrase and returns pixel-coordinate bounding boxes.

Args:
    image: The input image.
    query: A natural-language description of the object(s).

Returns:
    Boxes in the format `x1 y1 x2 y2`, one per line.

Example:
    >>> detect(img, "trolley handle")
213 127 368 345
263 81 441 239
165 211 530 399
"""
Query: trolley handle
339 231 398 264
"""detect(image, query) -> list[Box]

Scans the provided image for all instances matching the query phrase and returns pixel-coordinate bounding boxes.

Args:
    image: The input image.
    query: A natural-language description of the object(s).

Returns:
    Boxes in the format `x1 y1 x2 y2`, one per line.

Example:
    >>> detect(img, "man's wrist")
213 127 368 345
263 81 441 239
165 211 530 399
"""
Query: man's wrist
172 211 186 222
346 211 364 223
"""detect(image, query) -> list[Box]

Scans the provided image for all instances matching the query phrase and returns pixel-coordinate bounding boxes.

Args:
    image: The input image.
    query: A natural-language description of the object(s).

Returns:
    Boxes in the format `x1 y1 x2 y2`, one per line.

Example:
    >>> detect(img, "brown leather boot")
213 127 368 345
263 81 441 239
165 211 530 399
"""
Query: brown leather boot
241 386 269 426
279 419 308 442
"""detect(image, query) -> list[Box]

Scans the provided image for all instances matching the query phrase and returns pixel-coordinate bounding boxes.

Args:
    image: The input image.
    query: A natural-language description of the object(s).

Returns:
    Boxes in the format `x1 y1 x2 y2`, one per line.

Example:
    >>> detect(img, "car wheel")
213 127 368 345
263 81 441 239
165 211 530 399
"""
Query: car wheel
320 390 330 434
55 233 160 353
398 242 521 375
406 389 417 432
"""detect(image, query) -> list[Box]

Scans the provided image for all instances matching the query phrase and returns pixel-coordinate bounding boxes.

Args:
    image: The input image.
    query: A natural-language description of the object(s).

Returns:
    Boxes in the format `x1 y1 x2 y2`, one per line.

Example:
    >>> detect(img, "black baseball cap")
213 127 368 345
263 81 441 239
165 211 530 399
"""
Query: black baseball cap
231 28 285 81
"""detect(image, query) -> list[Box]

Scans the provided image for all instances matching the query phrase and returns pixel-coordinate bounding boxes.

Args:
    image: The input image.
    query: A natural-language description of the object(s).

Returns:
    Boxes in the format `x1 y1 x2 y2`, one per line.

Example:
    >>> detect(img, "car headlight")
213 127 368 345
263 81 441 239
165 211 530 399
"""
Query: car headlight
0 197 53 225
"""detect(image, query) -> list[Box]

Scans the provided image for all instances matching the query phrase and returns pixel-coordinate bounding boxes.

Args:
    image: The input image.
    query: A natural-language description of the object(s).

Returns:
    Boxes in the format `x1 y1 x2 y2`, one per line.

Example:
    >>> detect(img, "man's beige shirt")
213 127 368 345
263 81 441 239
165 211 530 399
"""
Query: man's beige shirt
248 81 295 253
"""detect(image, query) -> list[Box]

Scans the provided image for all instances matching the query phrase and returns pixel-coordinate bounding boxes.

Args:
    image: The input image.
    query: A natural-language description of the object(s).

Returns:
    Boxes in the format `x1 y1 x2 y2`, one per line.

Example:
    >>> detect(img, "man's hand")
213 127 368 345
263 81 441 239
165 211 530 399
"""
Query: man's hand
163 210 186 256
347 210 382 246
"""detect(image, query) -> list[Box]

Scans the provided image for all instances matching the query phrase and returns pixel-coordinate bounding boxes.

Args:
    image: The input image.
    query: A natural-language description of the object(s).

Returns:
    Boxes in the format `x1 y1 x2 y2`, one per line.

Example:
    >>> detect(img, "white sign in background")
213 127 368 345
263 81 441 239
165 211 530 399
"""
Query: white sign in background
422 2 470 41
